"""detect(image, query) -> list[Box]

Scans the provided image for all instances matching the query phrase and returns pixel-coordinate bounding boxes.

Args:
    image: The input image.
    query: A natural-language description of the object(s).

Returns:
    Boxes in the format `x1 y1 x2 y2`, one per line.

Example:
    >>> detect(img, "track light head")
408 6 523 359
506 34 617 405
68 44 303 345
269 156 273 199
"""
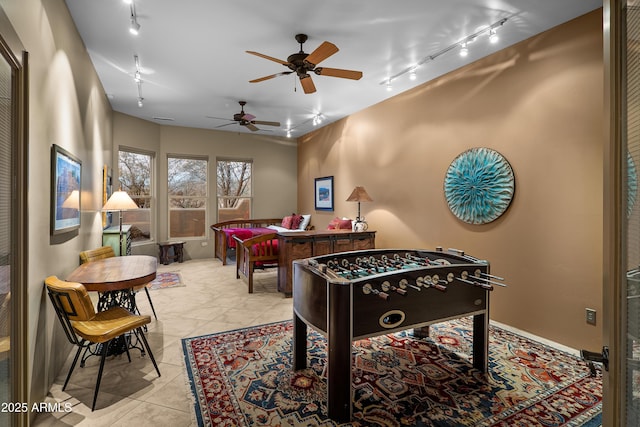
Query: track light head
459 42 468 57
130 17 140 35
489 29 499 43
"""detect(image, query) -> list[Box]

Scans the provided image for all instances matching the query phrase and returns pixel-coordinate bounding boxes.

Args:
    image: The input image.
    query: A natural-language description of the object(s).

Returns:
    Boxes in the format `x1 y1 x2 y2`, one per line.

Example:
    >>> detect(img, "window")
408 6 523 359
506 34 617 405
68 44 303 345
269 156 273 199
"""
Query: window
118 148 153 242
217 159 252 222
168 156 208 238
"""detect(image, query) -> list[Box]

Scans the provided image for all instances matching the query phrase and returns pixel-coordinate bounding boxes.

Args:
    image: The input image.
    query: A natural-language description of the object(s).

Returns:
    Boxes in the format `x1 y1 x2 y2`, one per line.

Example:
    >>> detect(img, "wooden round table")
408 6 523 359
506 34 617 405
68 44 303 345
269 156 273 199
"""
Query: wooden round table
66 255 158 357
67 255 157 312
67 255 157 293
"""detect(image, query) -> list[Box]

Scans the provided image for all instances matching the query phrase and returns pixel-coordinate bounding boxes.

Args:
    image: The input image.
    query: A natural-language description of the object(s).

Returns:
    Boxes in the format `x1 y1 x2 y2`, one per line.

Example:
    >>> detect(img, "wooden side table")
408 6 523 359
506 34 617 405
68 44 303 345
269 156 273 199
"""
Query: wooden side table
158 241 185 265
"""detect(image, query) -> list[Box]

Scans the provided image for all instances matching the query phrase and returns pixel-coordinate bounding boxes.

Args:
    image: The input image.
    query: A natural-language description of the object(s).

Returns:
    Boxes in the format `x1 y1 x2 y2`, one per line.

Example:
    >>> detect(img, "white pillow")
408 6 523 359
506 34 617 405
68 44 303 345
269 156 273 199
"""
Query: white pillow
299 214 311 230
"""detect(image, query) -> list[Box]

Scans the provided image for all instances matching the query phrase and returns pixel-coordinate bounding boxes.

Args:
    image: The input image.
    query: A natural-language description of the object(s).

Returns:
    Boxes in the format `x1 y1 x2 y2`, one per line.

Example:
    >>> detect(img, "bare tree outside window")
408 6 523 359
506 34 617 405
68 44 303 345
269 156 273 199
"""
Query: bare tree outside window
118 150 153 241
217 160 252 221
168 157 207 238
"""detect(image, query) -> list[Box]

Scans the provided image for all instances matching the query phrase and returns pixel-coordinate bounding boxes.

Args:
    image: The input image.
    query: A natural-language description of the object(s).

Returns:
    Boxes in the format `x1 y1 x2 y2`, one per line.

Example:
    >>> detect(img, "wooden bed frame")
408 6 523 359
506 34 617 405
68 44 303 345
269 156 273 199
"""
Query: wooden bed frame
210 218 282 265
233 233 279 293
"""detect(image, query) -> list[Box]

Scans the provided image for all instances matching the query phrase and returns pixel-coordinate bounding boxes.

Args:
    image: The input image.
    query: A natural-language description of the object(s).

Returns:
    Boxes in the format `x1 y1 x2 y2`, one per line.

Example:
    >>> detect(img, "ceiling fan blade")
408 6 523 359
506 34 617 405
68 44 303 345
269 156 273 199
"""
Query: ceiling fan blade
245 123 260 132
206 116 233 121
215 123 236 128
242 113 256 121
300 75 316 94
252 120 280 127
304 41 339 67
249 71 293 83
246 50 289 65
315 67 363 80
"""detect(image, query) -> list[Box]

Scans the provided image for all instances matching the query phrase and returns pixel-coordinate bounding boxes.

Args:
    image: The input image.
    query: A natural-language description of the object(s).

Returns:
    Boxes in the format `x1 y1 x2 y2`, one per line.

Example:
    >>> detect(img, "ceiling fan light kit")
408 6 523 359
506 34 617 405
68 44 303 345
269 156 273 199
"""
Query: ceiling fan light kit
247 33 363 94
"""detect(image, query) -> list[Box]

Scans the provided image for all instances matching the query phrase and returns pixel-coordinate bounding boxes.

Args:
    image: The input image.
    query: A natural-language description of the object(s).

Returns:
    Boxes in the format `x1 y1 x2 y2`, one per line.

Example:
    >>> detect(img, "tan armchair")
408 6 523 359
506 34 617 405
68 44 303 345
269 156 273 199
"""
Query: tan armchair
44 276 160 411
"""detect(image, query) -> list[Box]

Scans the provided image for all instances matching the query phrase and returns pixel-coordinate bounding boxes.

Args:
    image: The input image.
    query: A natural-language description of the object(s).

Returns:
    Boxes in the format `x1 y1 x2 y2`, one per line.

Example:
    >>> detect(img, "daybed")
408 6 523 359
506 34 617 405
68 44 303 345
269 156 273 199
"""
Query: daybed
211 219 282 265
233 232 279 293
210 215 311 265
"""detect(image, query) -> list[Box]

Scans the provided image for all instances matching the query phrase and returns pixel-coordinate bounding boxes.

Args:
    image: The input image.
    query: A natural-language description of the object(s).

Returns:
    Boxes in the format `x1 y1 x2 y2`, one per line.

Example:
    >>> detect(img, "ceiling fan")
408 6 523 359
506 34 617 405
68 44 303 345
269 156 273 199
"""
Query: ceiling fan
246 34 363 94
208 101 280 132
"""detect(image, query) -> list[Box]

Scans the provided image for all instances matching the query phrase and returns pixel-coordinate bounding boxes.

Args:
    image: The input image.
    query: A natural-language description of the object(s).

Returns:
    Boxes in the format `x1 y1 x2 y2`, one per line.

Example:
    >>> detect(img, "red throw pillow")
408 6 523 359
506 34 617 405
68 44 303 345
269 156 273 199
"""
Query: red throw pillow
338 219 353 229
281 215 293 229
327 217 341 230
291 214 304 229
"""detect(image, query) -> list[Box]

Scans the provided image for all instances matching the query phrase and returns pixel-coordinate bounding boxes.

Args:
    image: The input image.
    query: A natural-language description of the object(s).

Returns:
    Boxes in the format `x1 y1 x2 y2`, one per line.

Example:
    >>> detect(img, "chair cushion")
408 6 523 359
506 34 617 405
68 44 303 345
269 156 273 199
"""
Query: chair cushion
251 239 279 257
72 306 151 344
224 228 253 248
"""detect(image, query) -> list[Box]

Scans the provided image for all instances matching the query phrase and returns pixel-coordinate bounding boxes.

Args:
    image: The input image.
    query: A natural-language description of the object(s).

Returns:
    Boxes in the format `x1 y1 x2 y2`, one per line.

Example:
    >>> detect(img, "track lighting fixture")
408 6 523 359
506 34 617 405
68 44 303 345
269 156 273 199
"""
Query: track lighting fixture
459 42 468 57
129 2 140 35
133 55 142 82
379 17 508 87
136 78 144 108
489 29 498 43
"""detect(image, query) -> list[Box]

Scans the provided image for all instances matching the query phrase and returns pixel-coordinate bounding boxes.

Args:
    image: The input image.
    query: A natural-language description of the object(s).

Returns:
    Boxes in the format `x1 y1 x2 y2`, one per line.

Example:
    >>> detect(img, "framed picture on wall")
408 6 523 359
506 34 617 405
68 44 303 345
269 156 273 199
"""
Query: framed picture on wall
50 144 82 235
314 176 334 211
102 165 113 228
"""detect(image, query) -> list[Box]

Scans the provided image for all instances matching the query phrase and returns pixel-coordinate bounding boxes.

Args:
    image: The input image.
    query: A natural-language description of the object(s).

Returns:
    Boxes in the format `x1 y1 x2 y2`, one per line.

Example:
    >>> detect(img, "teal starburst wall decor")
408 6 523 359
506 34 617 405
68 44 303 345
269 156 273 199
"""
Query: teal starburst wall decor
444 147 515 224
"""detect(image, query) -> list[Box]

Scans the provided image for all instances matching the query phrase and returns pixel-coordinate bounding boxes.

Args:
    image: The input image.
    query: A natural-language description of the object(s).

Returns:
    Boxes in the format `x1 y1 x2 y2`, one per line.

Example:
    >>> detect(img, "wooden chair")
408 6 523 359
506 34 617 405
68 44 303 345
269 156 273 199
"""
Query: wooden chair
44 276 161 411
79 246 157 320
233 233 279 293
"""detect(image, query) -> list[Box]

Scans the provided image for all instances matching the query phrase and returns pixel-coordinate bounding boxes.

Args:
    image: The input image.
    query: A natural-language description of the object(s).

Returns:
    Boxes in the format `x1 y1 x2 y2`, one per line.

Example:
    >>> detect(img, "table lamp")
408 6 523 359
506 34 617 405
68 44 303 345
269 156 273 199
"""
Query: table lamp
102 190 138 254
346 186 373 231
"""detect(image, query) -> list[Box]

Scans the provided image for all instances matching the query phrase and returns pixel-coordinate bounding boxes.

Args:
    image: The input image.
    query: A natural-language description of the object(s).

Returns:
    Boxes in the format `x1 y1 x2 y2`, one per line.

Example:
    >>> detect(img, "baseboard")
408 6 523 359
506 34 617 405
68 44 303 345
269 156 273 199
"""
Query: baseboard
490 320 581 357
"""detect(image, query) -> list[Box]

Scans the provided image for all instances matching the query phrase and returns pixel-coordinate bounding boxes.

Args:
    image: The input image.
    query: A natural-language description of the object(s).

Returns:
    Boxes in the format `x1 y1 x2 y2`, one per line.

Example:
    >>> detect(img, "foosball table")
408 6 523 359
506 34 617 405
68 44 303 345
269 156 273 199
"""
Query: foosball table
292 247 506 423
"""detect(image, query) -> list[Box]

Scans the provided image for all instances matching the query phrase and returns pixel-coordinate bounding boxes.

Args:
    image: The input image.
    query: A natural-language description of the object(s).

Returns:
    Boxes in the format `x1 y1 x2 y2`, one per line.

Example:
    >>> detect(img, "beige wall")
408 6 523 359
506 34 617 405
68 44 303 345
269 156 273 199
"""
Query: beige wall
0 0 114 407
298 11 603 351
113 113 298 260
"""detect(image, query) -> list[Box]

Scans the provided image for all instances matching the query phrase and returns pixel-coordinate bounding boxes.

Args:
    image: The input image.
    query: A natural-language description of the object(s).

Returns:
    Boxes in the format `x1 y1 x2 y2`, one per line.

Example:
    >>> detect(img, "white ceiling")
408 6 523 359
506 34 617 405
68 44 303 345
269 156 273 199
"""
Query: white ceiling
64 0 601 139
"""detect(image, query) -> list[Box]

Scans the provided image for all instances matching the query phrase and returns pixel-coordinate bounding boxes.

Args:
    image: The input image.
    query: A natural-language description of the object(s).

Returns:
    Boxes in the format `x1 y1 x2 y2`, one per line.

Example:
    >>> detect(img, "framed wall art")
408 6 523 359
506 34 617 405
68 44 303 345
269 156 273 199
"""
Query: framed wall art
51 144 82 235
102 165 113 228
314 176 334 211
444 147 514 225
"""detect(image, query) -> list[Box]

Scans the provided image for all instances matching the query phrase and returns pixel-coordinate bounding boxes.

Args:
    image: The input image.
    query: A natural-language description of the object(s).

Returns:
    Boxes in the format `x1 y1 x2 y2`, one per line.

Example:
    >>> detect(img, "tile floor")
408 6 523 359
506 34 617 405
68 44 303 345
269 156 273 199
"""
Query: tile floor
33 258 291 426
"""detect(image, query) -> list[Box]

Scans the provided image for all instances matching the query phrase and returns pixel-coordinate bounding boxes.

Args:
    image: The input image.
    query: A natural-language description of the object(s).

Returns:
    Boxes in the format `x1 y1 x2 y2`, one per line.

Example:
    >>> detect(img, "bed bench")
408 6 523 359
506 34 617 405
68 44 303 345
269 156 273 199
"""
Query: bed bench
233 233 279 293
210 218 282 265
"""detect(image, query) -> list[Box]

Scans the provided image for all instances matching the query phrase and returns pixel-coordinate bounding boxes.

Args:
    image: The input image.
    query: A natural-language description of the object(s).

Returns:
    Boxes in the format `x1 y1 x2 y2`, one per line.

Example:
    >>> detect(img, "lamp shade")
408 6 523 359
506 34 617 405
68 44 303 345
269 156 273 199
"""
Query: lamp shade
102 190 138 211
346 186 373 203
61 190 80 210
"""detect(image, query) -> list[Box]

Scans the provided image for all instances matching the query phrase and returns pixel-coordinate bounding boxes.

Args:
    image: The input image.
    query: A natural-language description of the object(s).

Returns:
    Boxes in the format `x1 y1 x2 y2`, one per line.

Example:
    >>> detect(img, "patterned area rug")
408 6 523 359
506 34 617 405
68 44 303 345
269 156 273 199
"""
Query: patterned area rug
182 319 602 427
146 272 184 290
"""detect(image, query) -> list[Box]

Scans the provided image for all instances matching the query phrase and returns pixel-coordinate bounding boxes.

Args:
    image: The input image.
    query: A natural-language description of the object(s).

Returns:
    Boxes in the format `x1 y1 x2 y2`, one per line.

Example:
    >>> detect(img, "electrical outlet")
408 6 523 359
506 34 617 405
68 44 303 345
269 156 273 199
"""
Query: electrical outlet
586 308 596 325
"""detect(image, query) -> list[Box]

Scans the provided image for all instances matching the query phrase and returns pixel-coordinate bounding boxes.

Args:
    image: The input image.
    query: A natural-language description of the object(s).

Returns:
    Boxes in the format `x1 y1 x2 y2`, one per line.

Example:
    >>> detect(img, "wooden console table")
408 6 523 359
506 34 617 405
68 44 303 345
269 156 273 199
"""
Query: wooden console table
277 230 375 295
